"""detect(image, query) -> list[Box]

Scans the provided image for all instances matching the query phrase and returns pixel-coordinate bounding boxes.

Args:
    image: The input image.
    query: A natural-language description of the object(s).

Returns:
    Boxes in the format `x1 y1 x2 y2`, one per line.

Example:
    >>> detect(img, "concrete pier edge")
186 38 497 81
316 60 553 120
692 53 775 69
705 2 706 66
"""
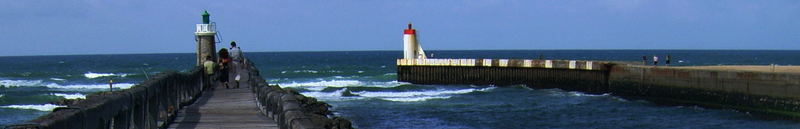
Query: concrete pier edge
398 58 800 120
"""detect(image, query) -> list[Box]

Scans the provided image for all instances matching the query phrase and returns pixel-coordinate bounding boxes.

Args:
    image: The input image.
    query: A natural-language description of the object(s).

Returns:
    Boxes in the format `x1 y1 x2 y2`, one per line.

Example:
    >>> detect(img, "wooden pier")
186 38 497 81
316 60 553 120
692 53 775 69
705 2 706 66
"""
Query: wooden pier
167 65 278 129
167 88 278 129
6 60 353 129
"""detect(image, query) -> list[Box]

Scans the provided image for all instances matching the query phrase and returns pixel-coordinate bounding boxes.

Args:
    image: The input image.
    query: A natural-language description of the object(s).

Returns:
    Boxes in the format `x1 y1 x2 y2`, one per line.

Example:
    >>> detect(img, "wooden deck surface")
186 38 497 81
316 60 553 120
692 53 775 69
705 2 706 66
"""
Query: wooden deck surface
167 64 277 129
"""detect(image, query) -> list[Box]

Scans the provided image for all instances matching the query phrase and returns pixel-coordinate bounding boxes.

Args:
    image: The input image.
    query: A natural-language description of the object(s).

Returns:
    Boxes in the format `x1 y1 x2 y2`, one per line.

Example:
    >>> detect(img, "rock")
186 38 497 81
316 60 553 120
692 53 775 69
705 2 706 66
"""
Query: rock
332 117 354 129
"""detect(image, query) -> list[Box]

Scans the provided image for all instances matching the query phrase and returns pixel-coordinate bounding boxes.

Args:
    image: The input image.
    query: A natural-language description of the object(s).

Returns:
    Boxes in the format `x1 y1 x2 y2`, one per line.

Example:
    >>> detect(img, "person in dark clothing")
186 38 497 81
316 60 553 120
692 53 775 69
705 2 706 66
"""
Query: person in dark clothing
666 55 672 66
218 48 231 89
642 56 648 65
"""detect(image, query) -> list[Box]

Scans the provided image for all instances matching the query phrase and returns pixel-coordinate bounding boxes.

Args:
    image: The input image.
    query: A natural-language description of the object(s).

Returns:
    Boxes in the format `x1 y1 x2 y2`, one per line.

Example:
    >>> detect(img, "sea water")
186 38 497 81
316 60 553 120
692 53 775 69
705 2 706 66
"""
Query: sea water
2 50 800 128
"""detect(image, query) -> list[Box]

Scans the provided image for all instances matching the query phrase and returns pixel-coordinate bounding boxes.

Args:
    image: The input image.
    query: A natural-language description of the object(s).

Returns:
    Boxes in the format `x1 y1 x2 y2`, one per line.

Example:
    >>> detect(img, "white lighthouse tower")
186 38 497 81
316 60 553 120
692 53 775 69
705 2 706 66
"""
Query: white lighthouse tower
403 23 427 59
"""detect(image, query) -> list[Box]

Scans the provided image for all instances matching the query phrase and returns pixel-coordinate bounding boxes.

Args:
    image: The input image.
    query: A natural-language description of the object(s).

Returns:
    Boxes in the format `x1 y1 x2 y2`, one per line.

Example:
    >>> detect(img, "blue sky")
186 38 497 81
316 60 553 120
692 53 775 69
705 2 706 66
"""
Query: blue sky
1 0 799 56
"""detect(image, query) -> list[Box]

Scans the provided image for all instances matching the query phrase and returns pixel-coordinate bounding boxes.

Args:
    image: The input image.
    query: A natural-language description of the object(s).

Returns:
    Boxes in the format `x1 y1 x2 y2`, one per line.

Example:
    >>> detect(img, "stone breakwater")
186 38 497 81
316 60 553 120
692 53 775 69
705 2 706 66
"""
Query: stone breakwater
246 60 354 129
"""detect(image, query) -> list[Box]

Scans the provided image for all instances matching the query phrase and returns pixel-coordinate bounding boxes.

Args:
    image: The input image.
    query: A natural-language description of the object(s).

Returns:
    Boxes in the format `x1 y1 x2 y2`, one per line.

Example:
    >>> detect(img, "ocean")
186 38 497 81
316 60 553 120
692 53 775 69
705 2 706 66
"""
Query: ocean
2 50 800 128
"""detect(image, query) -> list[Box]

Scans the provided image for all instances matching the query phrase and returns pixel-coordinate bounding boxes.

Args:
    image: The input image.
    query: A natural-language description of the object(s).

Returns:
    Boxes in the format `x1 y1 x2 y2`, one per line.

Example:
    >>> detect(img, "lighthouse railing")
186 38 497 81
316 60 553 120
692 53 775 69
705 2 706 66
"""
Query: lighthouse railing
195 24 215 33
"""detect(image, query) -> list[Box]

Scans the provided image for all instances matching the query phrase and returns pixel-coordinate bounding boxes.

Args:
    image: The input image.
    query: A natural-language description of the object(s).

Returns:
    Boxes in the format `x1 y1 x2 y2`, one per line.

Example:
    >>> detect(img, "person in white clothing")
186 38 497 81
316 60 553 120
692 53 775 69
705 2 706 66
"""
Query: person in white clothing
228 41 244 88
653 55 659 66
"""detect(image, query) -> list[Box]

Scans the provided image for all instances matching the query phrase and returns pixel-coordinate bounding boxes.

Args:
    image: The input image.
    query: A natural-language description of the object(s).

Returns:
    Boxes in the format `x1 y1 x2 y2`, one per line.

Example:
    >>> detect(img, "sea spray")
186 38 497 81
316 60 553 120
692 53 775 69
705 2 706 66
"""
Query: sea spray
51 93 86 99
0 79 135 90
83 72 129 79
0 104 65 111
279 80 407 91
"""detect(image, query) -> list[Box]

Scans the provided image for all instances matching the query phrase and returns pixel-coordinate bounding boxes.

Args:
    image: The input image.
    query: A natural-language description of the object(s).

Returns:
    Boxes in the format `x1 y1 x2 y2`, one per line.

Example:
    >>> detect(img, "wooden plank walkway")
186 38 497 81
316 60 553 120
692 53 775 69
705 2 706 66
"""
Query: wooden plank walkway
167 64 277 129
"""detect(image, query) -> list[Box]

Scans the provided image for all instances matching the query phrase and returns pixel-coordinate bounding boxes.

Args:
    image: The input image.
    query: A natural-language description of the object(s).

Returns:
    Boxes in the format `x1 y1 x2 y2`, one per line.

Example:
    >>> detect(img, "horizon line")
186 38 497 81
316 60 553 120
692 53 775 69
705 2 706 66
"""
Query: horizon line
3 49 800 57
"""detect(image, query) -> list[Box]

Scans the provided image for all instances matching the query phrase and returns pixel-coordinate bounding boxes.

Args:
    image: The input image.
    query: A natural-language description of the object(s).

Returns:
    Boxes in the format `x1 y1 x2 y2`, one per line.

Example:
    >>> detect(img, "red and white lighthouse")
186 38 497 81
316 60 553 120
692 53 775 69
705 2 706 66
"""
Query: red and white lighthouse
403 23 426 59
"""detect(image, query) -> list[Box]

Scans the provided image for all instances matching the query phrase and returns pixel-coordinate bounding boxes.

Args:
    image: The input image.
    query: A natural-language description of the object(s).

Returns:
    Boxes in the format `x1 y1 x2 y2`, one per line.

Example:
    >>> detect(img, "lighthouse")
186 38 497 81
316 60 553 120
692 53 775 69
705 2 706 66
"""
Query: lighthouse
403 23 427 59
195 10 217 65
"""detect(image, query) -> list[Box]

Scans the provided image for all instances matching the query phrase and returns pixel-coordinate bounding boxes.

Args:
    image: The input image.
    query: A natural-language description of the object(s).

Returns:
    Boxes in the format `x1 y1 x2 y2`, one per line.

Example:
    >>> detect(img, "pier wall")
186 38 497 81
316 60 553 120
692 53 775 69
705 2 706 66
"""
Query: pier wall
398 58 800 118
7 69 206 129
608 65 800 117
398 59 612 93
246 60 353 129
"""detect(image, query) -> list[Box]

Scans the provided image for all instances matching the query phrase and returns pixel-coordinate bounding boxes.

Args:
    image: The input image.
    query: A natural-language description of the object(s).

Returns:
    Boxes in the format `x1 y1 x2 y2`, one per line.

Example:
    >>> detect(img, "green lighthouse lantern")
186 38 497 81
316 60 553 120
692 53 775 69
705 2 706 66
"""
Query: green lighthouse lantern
202 10 210 24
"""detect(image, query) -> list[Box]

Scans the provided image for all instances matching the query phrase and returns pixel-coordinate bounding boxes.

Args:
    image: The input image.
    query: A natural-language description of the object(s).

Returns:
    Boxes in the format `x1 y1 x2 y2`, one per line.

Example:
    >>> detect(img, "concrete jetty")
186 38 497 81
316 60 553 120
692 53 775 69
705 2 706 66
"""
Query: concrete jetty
396 58 800 119
394 24 800 119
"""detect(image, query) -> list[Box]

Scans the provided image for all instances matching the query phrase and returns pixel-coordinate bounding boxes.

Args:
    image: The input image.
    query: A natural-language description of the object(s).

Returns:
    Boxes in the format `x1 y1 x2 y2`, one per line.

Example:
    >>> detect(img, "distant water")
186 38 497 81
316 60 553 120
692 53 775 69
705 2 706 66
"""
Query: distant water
2 50 800 128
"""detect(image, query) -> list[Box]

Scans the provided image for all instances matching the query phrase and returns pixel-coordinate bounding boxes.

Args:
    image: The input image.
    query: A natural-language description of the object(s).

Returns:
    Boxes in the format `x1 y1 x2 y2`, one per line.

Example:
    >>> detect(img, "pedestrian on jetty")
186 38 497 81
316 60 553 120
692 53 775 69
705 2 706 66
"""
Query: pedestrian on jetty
642 56 648 65
666 55 671 66
229 41 244 88
202 55 216 89
218 48 231 89
653 55 659 66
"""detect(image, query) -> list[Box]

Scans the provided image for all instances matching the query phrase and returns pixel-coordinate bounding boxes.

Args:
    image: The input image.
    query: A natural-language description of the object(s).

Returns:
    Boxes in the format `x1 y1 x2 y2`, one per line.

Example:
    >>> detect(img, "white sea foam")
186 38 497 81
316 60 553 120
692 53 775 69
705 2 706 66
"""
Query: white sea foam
353 87 495 98
50 78 66 81
301 88 348 98
0 94 4 98
379 96 451 102
0 79 135 90
355 87 495 102
567 92 610 97
84 72 115 78
84 72 129 79
279 80 407 91
298 86 496 102
0 104 65 111
46 83 136 90
546 90 610 97
0 79 45 87
293 70 318 73
52 93 86 99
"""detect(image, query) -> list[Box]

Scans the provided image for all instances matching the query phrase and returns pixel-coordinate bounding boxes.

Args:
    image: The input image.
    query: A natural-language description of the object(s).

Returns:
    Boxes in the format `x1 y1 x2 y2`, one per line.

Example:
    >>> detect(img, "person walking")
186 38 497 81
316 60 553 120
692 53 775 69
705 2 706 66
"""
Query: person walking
642 56 648 65
228 41 244 88
218 48 231 89
653 55 659 66
666 55 671 66
202 55 216 90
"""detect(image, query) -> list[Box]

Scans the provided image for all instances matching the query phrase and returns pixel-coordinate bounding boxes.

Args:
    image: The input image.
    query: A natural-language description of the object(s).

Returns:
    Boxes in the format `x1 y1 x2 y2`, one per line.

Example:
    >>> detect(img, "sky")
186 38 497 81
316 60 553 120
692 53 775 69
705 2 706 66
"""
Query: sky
1 0 799 56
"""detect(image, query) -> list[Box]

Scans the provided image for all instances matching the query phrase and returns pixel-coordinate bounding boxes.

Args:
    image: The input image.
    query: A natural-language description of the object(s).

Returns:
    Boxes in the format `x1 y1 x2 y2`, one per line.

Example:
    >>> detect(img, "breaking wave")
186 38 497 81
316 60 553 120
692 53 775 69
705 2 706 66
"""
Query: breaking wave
0 79 135 90
84 72 129 79
279 80 407 91
0 104 65 111
352 87 495 98
545 89 610 97
46 83 136 90
0 80 44 87
298 86 496 102
52 93 86 99
301 88 351 98
379 96 452 102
